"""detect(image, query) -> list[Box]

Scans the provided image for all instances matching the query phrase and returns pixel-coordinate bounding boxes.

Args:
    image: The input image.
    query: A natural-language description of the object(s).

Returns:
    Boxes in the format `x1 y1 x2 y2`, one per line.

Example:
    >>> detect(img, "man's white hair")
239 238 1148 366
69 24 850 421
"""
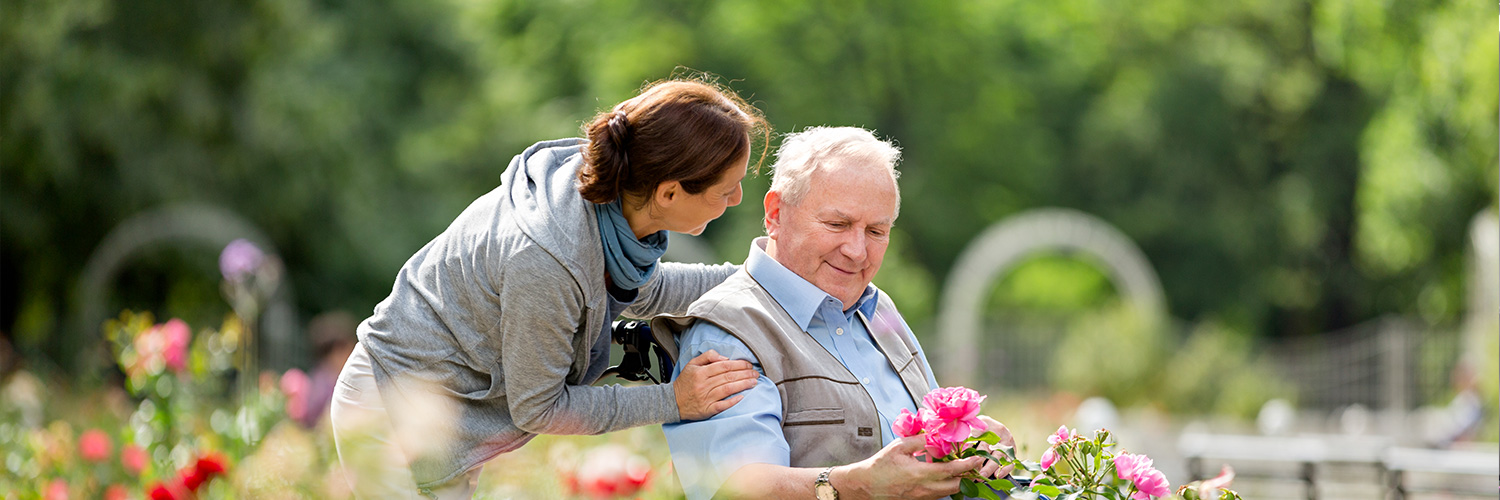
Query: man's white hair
768 126 902 215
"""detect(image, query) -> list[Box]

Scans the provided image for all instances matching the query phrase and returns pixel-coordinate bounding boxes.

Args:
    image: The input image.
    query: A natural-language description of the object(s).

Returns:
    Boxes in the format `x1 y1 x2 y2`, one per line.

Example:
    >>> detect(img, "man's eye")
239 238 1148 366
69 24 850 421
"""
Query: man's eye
826 222 847 229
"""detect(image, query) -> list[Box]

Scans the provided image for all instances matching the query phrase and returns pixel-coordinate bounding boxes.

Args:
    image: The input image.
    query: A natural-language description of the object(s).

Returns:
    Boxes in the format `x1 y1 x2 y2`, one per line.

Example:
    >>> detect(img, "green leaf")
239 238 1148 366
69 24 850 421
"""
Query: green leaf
971 431 1002 445
988 478 1016 491
960 479 979 497
1033 483 1062 497
977 485 1005 500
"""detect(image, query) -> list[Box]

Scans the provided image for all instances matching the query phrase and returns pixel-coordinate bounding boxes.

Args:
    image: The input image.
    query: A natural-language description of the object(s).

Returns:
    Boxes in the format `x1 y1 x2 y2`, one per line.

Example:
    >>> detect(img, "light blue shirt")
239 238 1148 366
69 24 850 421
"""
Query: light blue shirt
662 238 938 500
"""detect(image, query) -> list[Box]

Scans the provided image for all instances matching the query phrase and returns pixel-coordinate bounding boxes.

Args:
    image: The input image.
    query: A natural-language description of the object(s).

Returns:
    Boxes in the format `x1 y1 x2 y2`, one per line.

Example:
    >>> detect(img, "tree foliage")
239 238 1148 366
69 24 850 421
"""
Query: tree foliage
2 0 1494 368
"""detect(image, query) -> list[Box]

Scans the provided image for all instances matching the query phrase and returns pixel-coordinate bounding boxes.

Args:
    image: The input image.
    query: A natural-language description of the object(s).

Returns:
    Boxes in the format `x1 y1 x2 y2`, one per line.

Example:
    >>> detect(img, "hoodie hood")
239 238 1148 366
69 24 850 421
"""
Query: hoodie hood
499 138 600 291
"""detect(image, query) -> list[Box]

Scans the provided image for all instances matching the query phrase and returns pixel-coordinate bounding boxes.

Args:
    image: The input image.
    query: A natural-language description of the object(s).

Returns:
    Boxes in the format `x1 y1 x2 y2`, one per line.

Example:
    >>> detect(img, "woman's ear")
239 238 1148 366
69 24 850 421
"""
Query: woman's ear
653 180 682 208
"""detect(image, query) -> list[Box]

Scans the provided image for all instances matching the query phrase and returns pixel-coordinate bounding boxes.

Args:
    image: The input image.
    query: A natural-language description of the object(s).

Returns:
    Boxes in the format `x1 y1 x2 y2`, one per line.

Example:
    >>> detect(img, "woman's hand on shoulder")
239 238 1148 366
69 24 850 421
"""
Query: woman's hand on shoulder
673 350 760 421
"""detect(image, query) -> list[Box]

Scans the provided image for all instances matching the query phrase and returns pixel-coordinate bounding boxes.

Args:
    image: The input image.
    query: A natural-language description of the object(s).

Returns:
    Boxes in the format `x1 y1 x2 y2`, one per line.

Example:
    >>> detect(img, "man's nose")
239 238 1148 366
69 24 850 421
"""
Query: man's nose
838 230 866 263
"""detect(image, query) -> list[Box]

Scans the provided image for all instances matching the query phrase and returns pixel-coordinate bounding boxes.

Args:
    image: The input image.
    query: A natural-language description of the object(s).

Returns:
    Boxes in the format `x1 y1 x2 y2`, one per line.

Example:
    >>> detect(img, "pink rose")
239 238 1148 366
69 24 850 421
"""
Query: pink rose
79 429 112 462
1130 467 1170 499
159 319 190 373
921 387 987 442
1040 447 1059 470
923 432 956 460
121 444 149 475
892 408 925 438
1113 452 1152 481
1047 425 1077 446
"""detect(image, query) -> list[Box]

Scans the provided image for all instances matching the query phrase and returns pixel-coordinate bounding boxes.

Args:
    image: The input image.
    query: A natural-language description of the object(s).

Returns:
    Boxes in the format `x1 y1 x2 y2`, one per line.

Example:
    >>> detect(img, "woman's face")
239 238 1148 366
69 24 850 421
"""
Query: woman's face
659 149 748 236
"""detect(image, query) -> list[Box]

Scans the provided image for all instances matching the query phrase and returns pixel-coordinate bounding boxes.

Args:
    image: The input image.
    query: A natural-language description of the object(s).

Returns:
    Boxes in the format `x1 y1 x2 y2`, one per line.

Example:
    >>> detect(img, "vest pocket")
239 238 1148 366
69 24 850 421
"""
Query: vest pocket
783 408 845 426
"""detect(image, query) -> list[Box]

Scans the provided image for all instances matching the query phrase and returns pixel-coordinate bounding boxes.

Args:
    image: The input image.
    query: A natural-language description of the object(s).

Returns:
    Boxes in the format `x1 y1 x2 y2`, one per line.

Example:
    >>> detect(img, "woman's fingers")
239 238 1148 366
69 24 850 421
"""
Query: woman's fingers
686 349 726 366
705 377 759 401
708 394 745 413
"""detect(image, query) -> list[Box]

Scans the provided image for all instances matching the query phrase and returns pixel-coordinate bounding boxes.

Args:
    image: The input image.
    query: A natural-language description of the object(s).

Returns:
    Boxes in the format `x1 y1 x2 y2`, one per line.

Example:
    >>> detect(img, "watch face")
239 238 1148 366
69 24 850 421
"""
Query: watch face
815 483 837 500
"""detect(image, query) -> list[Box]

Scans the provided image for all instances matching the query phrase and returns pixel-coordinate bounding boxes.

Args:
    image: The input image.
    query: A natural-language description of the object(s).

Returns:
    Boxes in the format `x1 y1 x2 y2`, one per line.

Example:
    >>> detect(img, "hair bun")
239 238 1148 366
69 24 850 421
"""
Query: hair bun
607 110 631 145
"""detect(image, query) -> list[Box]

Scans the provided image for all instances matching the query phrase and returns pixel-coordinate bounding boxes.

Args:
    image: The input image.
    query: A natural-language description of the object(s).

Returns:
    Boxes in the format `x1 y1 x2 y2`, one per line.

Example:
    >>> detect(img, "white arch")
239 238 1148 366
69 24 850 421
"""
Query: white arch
70 203 301 372
936 208 1166 385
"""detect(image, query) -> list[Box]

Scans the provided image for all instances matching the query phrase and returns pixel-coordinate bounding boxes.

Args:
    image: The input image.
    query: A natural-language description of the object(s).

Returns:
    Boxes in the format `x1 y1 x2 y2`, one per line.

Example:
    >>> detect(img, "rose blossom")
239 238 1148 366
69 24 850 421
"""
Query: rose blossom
921 387 987 442
1047 425 1077 446
1130 467 1171 499
1040 446 1059 470
79 429 112 462
892 408 925 438
1113 453 1153 481
923 431 956 460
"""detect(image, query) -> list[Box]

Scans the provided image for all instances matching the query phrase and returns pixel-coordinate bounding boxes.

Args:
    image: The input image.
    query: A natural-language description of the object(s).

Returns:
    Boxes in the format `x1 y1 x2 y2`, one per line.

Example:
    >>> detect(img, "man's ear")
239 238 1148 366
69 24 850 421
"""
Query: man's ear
763 190 783 237
653 181 682 208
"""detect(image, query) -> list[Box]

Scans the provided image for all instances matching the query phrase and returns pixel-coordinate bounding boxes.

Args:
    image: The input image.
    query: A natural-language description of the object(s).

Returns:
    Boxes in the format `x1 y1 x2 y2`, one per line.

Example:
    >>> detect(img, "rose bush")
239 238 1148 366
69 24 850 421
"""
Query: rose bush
894 387 1243 500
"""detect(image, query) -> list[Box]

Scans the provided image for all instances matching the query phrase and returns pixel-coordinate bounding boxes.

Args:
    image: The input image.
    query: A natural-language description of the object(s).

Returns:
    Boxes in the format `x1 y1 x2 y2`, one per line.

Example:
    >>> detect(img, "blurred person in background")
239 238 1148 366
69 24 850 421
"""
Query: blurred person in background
331 77 766 499
292 310 358 428
656 127 1012 500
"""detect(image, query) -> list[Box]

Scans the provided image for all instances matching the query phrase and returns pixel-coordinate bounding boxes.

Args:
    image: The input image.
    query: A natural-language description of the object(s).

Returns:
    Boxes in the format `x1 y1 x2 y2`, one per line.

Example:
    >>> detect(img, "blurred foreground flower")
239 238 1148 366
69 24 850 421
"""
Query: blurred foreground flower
559 444 653 499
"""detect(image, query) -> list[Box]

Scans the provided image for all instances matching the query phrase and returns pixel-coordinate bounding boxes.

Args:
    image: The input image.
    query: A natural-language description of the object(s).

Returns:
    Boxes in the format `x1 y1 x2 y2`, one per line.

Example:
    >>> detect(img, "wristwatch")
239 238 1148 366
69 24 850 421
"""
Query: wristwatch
814 466 838 500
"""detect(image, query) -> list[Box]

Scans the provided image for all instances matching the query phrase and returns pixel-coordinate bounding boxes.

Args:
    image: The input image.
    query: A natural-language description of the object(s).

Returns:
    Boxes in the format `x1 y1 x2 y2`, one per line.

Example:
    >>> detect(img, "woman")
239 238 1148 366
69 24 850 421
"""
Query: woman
331 78 767 498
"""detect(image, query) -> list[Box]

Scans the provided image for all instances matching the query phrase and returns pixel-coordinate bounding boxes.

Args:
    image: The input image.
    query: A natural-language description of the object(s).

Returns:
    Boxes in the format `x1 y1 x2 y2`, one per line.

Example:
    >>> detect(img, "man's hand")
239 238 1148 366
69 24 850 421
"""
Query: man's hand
672 350 759 421
974 415 1016 480
833 435 986 500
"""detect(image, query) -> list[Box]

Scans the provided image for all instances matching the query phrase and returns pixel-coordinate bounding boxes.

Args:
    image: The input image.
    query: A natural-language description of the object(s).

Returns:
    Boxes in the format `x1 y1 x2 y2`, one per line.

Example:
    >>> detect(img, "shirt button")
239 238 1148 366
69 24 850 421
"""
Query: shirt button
861 377 870 384
836 328 844 336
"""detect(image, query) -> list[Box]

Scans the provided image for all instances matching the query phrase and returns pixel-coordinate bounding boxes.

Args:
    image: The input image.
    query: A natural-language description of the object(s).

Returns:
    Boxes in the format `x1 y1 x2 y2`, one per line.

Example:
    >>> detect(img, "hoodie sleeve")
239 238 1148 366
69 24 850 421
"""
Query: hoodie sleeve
496 245 681 435
623 261 739 319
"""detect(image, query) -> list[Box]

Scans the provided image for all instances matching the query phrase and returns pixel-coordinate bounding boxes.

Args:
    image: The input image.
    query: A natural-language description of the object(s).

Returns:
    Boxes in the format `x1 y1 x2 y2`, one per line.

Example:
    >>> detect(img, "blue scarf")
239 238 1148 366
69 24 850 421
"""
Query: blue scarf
593 200 668 290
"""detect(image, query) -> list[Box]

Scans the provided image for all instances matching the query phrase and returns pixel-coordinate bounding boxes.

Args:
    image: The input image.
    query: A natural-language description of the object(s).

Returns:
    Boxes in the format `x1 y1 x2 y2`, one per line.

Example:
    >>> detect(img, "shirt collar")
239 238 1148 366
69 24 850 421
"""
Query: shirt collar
745 237 879 331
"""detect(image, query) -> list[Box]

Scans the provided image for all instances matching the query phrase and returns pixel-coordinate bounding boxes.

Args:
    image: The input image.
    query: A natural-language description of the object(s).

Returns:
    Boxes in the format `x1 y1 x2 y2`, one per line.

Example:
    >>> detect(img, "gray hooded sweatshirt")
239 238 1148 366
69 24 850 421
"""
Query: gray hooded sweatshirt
357 138 737 488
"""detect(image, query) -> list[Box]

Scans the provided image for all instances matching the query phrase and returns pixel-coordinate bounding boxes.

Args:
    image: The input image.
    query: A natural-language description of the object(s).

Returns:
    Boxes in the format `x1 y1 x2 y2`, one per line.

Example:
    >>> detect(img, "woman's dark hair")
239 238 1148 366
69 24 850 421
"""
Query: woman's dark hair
578 77 769 206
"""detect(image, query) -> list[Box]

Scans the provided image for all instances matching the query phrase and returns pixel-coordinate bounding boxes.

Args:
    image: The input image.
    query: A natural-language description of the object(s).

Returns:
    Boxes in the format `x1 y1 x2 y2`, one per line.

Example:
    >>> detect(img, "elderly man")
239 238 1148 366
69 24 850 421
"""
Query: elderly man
655 127 1009 500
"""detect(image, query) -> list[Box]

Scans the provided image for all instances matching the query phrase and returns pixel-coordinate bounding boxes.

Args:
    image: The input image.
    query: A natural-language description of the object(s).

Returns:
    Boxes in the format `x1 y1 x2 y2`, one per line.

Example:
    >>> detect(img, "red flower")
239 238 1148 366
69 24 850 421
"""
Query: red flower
148 482 182 500
182 453 228 490
79 429 113 462
148 452 230 499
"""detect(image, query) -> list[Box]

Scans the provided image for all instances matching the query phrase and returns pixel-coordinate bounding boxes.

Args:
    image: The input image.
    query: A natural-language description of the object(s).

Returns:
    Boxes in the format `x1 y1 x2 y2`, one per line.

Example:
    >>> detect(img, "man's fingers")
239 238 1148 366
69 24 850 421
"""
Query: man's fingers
890 435 927 455
938 456 985 476
928 477 963 497
978 461 999 479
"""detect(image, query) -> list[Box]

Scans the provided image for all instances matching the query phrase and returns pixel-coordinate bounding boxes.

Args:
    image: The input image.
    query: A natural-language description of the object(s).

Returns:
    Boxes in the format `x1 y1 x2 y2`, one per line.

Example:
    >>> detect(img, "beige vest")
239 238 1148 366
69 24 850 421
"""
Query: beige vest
653 270 933 467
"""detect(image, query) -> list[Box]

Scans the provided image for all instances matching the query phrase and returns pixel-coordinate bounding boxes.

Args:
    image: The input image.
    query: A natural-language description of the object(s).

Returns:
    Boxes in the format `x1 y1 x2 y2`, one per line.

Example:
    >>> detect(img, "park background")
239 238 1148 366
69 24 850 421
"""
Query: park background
2 0 1497 498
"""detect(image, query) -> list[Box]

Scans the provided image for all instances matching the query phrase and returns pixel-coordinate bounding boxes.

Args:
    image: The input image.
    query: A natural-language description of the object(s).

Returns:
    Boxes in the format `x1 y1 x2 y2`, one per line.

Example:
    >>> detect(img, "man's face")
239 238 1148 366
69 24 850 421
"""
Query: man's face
765 158 897 310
